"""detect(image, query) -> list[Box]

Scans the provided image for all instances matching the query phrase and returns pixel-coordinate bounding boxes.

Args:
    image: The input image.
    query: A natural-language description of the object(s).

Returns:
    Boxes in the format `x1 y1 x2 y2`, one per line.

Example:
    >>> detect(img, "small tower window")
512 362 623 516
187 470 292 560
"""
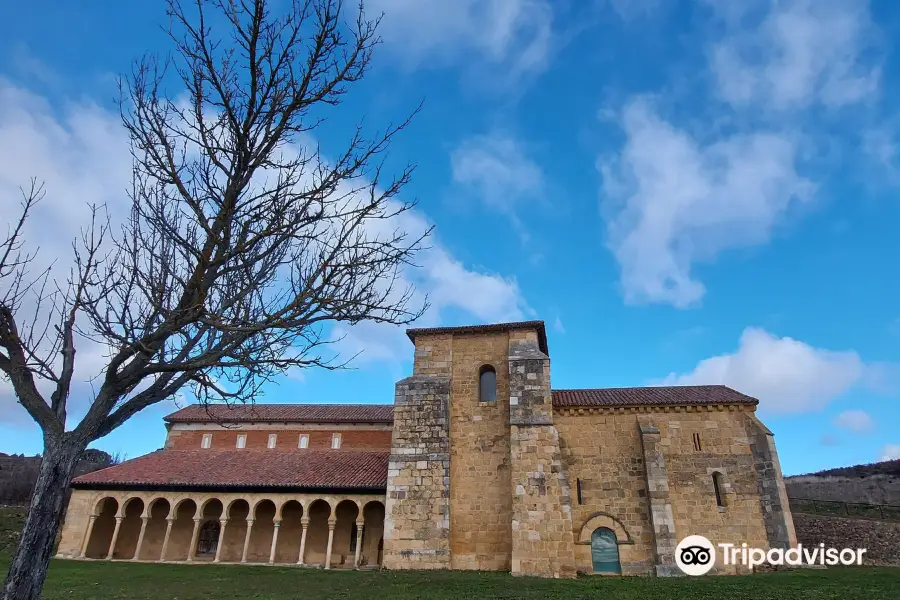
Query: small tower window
713 472 726 507
201 434 212 449
299 434 309 449
267 434 277 449
692 433 702 452
479 365 497 403
236 434 247 449
331 433 342 449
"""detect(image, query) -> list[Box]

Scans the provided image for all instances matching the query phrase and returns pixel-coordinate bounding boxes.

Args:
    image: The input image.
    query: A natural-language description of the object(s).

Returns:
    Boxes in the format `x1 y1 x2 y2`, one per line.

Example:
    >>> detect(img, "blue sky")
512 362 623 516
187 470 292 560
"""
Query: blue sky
1 0 899 476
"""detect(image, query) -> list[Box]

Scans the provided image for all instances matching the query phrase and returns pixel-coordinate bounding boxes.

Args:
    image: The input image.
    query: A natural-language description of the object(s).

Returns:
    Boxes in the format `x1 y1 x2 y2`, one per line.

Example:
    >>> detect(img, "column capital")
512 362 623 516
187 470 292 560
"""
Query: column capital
300 517 310 527
220 518 229 526
165 516 175 523
355 520 365 528
246 518 255 526
87 514 97 522
140 515 150 522
273 520 282 528
192 516 202 523
327 521 336 531
114 515 124 522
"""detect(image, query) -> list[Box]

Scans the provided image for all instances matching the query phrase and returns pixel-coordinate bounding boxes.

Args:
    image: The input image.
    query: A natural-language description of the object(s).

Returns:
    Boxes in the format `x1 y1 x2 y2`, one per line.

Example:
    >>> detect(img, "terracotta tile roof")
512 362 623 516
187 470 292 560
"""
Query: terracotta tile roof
406 320 548 354
551 385 758 408
164 403 394 424
71 450 388 491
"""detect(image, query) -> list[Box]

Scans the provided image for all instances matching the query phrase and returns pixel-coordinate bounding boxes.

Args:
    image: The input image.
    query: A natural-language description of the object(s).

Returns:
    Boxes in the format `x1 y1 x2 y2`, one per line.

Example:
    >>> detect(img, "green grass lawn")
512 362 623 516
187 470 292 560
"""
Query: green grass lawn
2 508 899 599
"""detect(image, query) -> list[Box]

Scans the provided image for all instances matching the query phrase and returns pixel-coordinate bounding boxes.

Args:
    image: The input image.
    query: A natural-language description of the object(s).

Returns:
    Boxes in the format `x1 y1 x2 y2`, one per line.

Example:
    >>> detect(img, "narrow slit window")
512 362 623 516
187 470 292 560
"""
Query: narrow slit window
299 434 309 449
713 472 726 507
576 478 584 505
201 434 212 449
331 433 342 449
479 365 497 403
236 434 247 449
692 433 702 452
267 433 277 449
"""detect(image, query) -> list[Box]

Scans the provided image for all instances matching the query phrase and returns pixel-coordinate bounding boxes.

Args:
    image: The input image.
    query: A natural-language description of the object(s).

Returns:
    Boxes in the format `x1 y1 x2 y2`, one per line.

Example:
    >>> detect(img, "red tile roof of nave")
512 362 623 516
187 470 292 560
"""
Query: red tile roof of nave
551 385 759 408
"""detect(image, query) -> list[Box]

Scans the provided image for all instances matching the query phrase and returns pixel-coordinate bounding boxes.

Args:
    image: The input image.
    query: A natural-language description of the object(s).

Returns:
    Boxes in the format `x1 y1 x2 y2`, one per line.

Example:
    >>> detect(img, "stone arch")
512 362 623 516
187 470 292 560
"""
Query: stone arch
577 512 633 545
199 497 225 516
274 500 304 563
246 499 277 562
305 499 331 566
218 499 250 563
112 497 145 559
167 498 198 561
361 500 385 567
85 497 118 558
332 500 360 568
139 497 171 560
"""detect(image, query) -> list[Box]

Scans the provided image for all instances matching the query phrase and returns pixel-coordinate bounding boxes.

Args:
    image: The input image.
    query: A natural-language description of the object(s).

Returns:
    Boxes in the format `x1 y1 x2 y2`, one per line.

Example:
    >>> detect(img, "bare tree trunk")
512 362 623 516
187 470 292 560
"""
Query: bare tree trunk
2 438 85 600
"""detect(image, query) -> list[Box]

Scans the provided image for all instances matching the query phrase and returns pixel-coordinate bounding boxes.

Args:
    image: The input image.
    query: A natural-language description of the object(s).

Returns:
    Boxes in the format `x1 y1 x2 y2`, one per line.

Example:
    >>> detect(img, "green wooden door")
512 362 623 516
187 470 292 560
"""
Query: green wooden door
591 528 621 574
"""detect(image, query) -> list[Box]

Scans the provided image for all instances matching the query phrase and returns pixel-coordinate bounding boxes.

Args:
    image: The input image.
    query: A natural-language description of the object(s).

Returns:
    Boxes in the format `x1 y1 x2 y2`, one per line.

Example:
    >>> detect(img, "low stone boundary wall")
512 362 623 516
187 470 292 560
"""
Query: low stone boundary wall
792 513 900 566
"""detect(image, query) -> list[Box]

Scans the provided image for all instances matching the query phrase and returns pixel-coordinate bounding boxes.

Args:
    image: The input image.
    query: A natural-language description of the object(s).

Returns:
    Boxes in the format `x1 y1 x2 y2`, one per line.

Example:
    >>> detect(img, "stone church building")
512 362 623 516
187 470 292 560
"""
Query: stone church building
56 321 796 577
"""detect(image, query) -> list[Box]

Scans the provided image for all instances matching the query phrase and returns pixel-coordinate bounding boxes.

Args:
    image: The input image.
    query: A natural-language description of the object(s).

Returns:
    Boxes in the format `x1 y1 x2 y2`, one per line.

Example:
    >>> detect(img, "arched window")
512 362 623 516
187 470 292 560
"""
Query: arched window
590 527 621 574
712 472 726 507
479 365 496 403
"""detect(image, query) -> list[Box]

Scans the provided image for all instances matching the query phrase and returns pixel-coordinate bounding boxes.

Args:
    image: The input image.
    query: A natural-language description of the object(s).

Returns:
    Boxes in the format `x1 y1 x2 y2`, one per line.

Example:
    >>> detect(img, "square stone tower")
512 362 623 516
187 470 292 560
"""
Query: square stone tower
382 321 576 578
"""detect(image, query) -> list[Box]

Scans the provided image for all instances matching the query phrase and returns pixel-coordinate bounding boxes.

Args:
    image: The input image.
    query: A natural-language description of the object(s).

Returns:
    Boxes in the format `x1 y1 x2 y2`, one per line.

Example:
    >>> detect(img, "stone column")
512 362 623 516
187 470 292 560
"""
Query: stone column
324 521 336 570
105 516 124 560
186 517 202 562
241 519 255 563
132 516 150 561
79 515 97 558
268 520 282 565
354 521 364 567
638 420 678 576
297 517 309 565
214 519 229 563
159 517 175 562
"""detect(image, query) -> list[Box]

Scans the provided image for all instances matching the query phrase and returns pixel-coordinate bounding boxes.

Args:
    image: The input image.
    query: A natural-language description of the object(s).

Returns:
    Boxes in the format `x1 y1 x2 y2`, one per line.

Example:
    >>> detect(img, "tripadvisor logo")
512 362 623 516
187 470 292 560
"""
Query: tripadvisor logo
675 535 716 576
675 535 869 576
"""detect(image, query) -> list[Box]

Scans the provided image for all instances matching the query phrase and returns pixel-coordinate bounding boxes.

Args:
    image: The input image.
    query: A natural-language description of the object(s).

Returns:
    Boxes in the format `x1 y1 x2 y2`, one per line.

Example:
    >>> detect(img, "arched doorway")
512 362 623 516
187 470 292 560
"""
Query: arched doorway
196 521 221 557
590 527 621 574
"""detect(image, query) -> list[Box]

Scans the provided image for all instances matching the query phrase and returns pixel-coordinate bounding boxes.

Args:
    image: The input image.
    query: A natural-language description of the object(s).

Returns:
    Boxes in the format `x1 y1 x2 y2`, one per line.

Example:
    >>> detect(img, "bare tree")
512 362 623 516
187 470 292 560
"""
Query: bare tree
0 1 426 598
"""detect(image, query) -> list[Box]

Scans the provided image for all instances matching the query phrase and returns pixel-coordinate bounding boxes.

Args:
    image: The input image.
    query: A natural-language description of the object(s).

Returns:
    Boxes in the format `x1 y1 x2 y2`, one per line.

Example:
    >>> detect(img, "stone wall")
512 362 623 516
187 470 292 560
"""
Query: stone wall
556 410 655 575
556 405 783 576
793 513 900 565
448 332 512 571
382 375 451 570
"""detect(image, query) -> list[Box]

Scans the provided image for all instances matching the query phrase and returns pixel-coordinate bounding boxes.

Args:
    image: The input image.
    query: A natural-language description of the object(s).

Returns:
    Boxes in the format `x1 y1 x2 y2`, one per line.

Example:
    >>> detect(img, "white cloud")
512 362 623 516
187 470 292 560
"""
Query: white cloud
553 316 565 334
833 409 874 433
368 0 553 82
451 132 544 239
707 0 880 110
659 327 866 414
600 98 814 306
820 433 839 447
880 444 900 462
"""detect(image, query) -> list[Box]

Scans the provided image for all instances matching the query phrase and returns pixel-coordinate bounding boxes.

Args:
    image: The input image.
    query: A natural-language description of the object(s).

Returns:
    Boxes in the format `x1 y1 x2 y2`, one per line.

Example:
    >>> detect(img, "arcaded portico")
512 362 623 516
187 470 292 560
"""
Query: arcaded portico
59 490 385 568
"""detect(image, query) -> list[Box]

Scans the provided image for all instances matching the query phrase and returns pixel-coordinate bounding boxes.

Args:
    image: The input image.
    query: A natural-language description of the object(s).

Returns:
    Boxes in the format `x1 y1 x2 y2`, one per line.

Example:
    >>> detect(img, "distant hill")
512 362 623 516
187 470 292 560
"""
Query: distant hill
786 459 900 506
796 459 900 479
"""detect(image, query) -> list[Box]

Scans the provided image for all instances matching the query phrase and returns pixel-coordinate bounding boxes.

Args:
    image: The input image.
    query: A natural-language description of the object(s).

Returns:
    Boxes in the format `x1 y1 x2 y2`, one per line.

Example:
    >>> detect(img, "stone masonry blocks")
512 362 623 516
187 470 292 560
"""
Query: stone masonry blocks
638 420 679 577
383 375 452 570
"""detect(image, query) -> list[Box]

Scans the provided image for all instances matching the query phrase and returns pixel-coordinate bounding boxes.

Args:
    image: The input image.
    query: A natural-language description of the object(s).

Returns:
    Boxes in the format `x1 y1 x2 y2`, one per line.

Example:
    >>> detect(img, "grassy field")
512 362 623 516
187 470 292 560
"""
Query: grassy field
2 507 899 599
